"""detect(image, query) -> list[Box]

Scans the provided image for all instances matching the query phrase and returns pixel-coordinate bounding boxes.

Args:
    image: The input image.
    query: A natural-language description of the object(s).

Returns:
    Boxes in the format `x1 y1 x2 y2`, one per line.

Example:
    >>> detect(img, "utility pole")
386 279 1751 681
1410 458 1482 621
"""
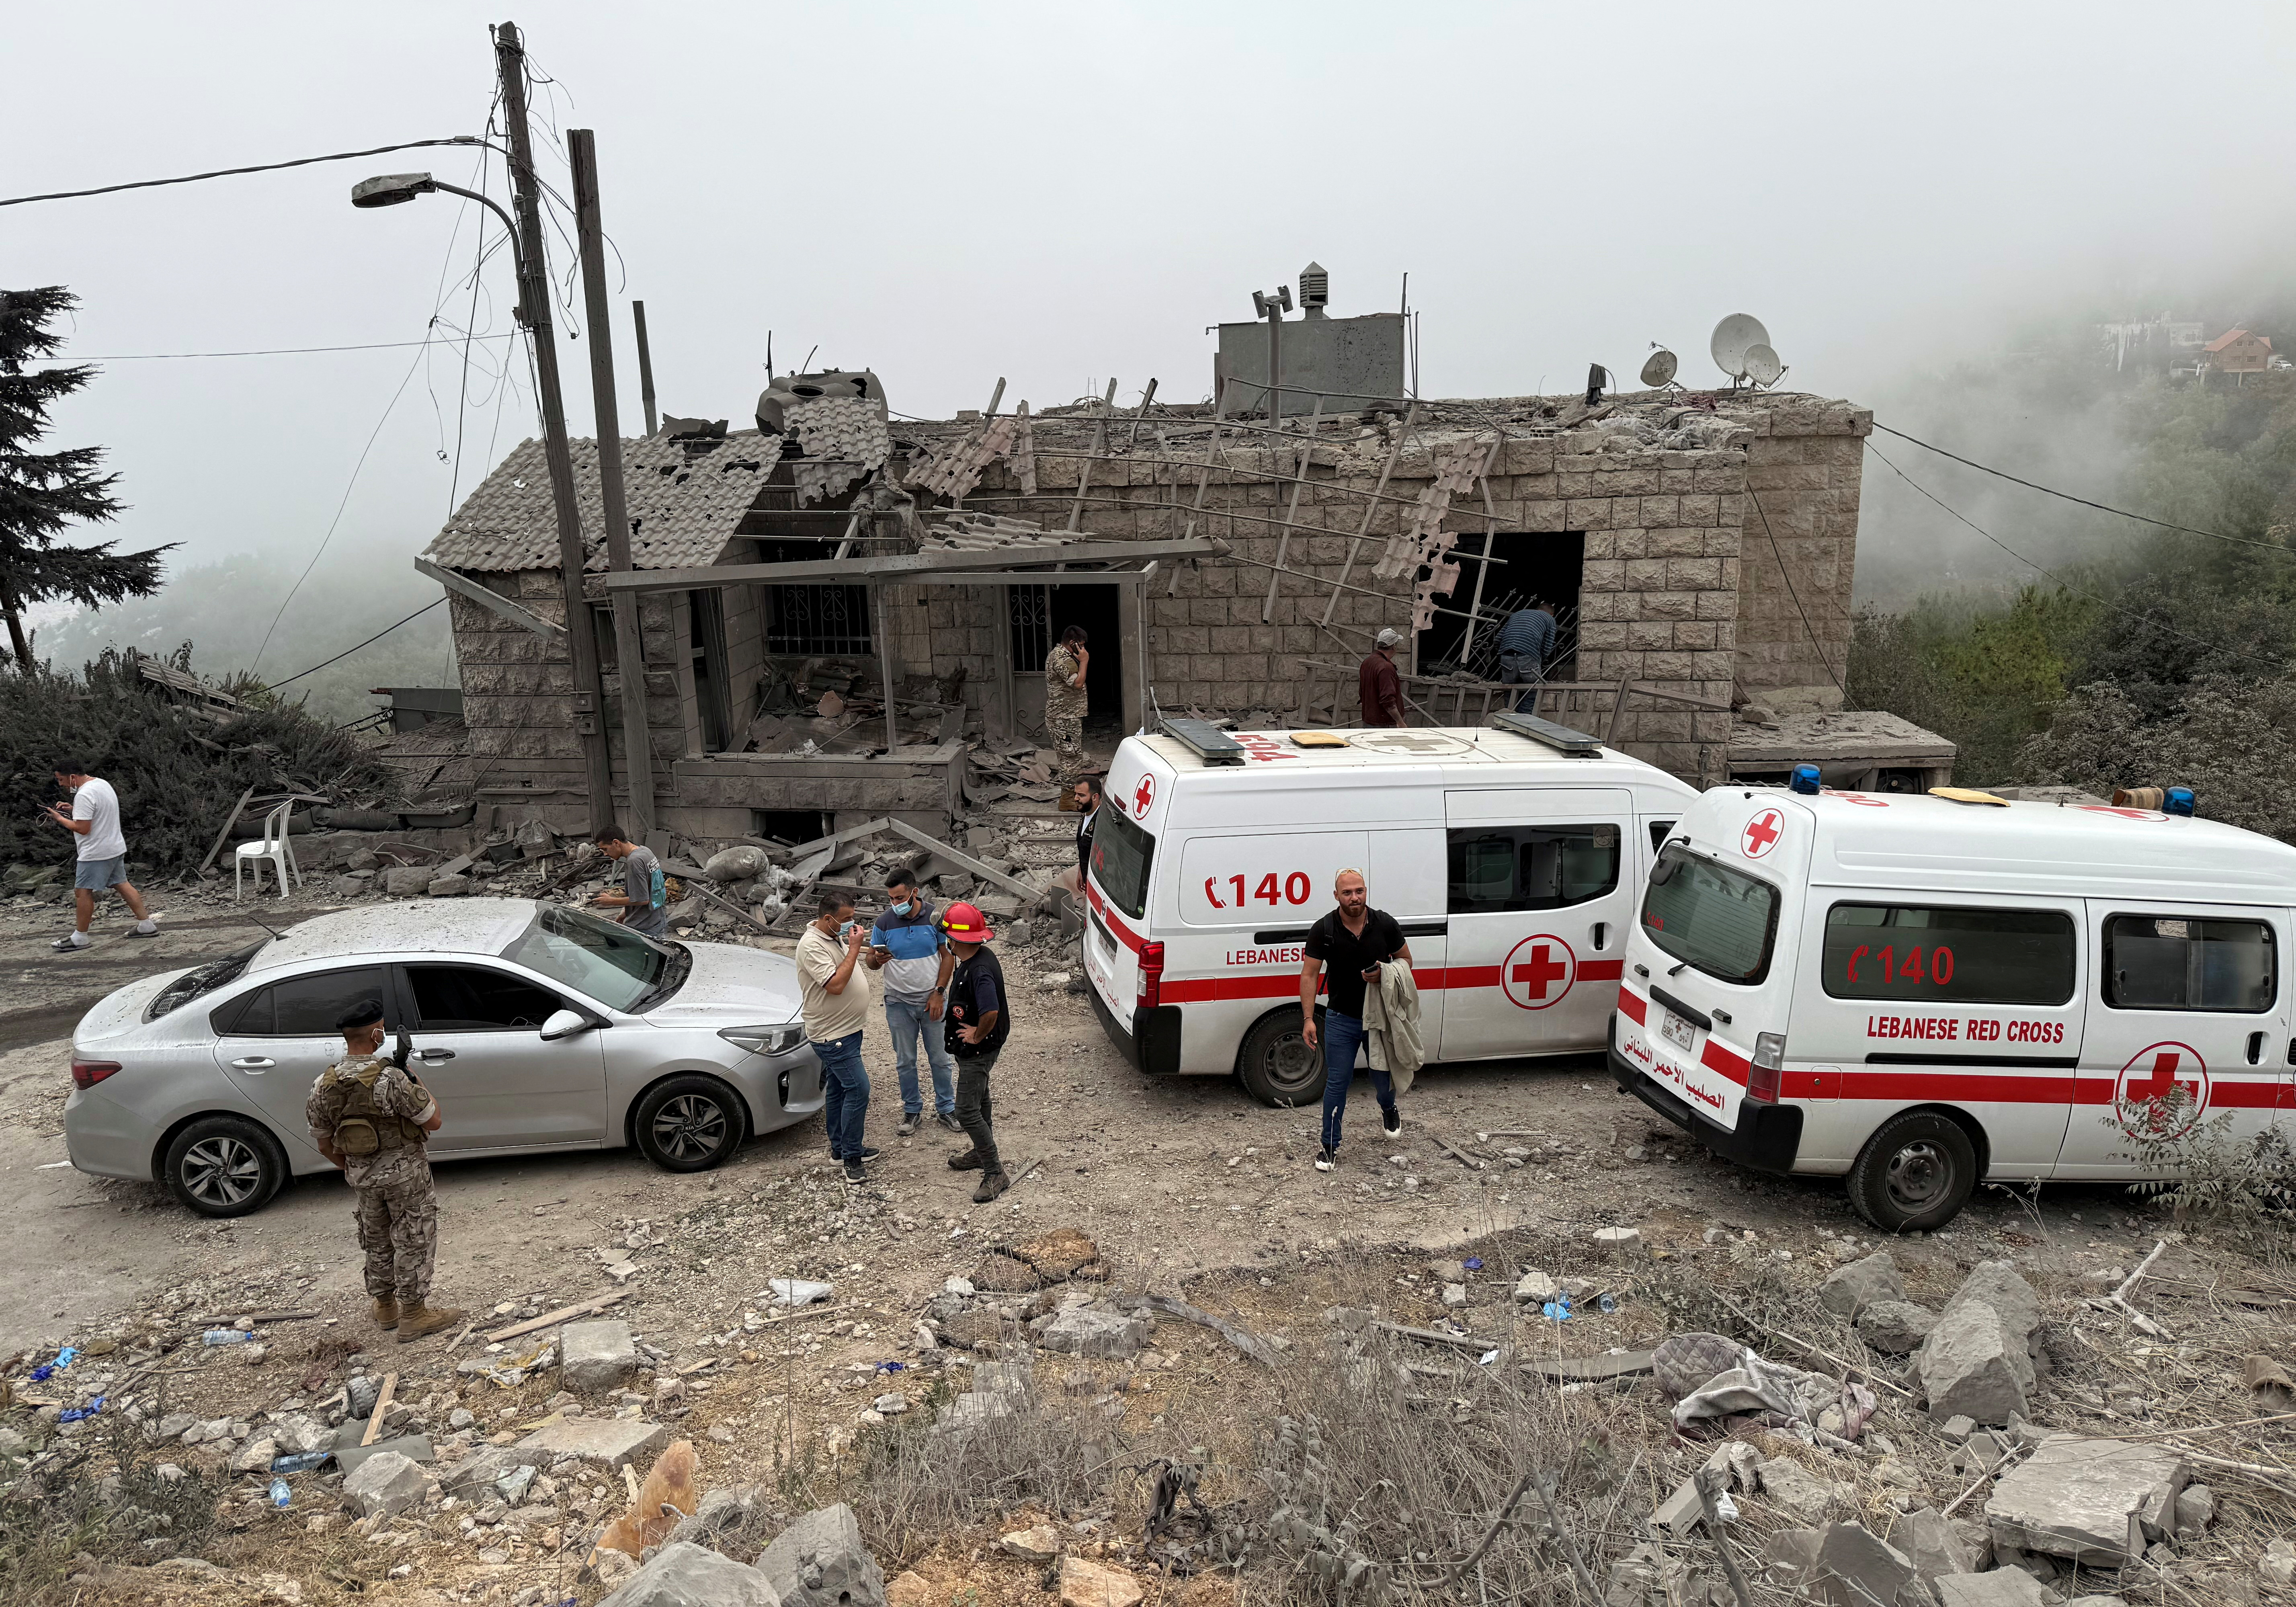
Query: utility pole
569 127 658 847
631 301 660 436
494 20 614 832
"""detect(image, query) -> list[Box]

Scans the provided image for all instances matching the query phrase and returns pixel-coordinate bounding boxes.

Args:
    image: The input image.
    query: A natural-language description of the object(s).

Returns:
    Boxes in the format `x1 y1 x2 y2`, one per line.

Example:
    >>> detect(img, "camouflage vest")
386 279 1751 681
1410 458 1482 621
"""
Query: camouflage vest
321 1058 427 1156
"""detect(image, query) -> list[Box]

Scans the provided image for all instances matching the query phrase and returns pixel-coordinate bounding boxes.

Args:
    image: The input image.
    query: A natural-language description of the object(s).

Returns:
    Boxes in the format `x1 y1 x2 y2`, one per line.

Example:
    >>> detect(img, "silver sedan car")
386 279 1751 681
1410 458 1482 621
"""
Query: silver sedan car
65 898 823 1216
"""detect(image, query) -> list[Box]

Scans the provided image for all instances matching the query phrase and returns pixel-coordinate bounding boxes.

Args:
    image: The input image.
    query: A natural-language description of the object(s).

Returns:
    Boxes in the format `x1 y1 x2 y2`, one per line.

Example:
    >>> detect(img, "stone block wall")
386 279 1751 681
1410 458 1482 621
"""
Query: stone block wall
1734 400 1868 695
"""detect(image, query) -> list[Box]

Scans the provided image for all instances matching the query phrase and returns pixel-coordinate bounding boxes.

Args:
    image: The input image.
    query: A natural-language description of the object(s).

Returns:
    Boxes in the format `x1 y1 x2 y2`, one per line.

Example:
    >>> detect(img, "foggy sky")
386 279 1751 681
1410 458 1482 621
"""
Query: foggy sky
9 0 2296 603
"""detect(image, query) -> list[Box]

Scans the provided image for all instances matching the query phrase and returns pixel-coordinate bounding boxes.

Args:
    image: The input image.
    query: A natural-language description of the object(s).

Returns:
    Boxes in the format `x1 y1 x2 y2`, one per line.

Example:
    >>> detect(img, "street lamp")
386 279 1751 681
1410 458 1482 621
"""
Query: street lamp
352 173 527 290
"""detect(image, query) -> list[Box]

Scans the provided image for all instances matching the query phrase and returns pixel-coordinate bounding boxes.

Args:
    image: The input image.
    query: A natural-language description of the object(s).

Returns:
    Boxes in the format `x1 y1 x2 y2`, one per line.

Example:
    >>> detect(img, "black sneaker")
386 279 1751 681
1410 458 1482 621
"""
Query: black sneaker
851 1146 882 1162
947 1149 986 1172
934 1111 965 1134
1314 1149 1336 1172
1382 1111 1403 1140
896 1113 921 1137
842 1158 868 1183
972 1169 1011 1204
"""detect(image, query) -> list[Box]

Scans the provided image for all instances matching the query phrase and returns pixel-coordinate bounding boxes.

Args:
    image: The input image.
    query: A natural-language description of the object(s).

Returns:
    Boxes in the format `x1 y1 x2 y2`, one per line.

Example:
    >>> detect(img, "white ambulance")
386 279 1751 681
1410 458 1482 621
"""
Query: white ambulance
1612 781 2296 1231
1081 716 1699 1103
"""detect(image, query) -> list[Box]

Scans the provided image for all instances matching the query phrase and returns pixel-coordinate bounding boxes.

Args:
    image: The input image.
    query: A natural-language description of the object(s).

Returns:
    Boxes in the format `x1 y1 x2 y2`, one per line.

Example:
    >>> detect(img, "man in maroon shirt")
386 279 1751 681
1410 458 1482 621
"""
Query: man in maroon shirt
1358 628 1408 727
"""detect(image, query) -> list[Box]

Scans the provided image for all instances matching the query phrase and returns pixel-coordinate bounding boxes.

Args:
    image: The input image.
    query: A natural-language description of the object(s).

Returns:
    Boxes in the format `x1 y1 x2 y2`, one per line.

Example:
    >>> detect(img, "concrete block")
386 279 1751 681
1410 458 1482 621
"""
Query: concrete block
562 1320 639 1394
757 1502 886 1607
342 1450 428 1518
1936 1572 2056 1607
1985 1435 2187 1568
381 866 434 896
514 1415 670 1468
1041 1306 1151 1359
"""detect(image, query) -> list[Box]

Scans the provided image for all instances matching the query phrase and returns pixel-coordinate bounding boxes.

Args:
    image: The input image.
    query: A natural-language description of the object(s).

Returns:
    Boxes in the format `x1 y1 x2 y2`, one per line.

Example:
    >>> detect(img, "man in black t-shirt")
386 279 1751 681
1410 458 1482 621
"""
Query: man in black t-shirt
939 900 1012 1203
1299 868 1412 1170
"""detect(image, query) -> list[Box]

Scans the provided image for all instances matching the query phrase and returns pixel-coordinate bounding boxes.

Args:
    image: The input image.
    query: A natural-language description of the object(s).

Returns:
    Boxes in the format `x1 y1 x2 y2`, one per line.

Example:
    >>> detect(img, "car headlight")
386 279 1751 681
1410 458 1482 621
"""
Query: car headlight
719 1023 808 1056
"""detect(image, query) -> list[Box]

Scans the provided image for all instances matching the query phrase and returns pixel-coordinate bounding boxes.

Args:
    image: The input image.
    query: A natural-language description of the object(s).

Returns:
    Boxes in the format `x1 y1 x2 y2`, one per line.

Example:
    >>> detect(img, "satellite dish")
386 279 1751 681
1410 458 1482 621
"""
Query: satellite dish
1710 313 1771 382
1744 343 1784 387
1640 347 1678 388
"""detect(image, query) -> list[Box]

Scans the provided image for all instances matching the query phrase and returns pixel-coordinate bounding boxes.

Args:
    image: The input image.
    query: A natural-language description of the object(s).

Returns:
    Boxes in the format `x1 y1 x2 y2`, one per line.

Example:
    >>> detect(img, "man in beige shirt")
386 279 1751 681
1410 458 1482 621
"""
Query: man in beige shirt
796 891 876 1181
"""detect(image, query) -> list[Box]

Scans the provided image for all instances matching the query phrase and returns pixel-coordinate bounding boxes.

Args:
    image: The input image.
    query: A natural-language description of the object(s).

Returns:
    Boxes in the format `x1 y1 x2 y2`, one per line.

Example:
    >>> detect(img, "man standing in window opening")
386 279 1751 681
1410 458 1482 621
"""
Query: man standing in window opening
1045 625 1091 783
1299 868 1410 1170
1358 629 1408 727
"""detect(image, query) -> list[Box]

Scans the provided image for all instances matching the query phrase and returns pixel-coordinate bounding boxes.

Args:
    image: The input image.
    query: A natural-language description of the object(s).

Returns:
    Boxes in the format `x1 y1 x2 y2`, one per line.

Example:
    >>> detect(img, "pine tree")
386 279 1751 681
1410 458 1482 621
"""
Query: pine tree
0 286 172 671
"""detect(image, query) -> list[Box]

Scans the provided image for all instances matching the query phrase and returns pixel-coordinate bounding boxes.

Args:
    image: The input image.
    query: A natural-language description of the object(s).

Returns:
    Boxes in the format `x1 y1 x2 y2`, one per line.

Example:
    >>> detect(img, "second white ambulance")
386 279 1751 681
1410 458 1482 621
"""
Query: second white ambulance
1082 716 1699 1103
1612 781 2296 1230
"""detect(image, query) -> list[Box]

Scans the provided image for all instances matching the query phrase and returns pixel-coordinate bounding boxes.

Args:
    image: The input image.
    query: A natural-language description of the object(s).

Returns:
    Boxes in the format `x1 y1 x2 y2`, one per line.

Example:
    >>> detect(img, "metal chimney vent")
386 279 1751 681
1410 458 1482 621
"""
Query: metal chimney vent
1298 261 1330 318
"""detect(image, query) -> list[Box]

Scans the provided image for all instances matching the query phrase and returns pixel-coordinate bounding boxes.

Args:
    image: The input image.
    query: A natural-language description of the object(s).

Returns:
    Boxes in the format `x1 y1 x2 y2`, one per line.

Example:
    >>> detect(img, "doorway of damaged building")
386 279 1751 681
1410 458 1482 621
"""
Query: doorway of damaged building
1413 531 1583 683
1008 582 1122 739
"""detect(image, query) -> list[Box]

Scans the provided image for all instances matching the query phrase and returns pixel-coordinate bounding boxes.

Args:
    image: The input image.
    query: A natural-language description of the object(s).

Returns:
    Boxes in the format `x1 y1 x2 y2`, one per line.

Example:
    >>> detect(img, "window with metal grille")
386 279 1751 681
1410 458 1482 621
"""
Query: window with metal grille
763 584 872 656
1009 584 1052 667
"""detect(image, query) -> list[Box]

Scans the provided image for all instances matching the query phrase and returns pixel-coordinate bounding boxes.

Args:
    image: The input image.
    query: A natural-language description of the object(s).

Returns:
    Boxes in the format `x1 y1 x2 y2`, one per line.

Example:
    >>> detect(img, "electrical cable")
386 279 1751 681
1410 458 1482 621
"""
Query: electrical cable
1863 441 2288 671
266 598 447 690
1872 421 2285 553
0 136 492 209
18 335 516 363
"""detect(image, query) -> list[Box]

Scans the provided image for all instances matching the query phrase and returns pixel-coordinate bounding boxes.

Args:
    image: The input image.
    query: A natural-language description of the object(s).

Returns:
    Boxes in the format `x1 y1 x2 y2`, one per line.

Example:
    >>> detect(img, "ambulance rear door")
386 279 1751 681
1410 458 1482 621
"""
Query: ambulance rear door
1437 787 1634 1060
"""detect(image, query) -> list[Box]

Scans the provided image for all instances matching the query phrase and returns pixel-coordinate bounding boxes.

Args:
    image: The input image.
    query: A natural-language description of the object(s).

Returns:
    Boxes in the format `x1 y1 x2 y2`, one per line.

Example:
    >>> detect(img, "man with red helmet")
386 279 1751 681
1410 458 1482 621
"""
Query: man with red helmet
939 900 1012 1203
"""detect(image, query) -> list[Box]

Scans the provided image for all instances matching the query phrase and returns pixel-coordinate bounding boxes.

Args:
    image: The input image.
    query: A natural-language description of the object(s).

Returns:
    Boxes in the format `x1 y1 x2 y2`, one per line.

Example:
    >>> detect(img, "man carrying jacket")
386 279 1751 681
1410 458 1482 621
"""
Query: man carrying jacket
1298 869 1411 1171
866 867 959 1137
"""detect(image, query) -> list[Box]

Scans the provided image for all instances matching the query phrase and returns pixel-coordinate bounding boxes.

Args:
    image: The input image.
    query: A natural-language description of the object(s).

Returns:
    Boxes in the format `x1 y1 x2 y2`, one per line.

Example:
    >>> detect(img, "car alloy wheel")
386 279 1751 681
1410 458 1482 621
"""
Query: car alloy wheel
651 1093 729 1164
181 1133 266 1209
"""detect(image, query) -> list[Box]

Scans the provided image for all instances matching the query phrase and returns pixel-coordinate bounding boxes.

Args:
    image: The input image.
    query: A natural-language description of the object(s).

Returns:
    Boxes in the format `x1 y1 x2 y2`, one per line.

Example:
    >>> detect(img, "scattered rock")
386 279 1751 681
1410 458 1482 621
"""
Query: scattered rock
1857 1300 1938 1355
597 1541 777 1607
1058 1556 1143 1607
427 874 471 897
1937 1572 2057 1607
1590 1226 1642 1248
1899 1504 1972 1585
1765 1527 1821 1583
1818 1250 1904 1318
562 1320 639 1394
1039 1307 1150 1360
1941 1415 1977 1443
448 1408 474 1431
2263 1537 2296 1587
886 1573 935 1607
1810 1522 1918 1607
757 1502 886 1607
873 1394 908 1416
1513 1271 1558 1303
1441 1283 1467 1308
1918 1302 2034 1425
381 866 433 897
1756 1456 1843 1525
341 1451 428 1519
1985 1435 2187 1567
515 1416 669 1469
229 1436 279 1475
1000 1523 1061 1561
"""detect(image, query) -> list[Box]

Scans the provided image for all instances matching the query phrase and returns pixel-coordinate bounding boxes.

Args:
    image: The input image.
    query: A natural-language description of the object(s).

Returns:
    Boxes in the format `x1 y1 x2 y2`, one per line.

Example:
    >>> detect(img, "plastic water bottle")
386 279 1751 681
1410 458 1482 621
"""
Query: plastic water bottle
1597 1292 1619 1315
202 1329 252 1346
271 1451 330 1474
269 1478 291 1509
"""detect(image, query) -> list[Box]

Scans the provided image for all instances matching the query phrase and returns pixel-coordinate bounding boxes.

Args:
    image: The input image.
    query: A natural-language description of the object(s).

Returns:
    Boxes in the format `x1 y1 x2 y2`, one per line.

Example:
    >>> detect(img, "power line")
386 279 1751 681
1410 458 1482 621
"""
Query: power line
22 335 515 363
0 135 491 209
1863 441 2289 672
266 598 447 690
1872 421 2285 553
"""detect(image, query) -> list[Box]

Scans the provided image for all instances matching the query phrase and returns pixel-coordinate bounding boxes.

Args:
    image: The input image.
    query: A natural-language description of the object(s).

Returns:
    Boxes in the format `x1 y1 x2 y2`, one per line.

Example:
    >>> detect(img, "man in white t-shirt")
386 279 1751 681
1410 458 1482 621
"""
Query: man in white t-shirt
45 762 159 952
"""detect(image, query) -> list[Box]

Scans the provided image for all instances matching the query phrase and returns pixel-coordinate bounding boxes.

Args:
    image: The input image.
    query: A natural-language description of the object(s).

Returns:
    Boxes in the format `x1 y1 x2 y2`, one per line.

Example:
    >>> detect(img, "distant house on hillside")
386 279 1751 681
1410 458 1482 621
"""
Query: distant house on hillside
2204 328 2274 375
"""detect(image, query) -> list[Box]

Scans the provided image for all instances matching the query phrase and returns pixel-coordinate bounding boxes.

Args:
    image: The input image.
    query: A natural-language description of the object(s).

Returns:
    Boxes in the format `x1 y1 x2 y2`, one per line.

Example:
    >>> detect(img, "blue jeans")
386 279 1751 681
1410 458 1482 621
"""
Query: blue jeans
884 997 956 1115
815 1031 871 1159
1320 1010 1396 1154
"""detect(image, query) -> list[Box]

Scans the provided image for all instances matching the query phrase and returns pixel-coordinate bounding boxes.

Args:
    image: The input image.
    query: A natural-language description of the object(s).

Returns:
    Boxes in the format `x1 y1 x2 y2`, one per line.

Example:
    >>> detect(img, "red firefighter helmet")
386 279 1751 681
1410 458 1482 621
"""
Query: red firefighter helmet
939 901 994 942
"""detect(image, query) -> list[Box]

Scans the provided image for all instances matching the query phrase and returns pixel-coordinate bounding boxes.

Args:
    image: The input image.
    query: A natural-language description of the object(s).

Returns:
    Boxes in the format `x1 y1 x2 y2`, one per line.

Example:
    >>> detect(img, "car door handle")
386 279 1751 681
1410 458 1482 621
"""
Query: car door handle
414 1048 456 1062
1592 921 1609 951
230 1057 275 1072
2249 1031 2266 1066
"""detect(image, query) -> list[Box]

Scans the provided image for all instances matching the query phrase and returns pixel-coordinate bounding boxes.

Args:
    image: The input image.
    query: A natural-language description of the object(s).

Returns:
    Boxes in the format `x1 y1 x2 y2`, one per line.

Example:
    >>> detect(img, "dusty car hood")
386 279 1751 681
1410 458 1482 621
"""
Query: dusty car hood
640 940 803 1025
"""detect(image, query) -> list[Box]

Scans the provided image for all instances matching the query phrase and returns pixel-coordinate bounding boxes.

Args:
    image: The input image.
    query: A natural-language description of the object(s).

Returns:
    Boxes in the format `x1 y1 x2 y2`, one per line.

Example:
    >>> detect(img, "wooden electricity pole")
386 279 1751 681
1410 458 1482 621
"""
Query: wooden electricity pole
568 127 658 846
494 20 614 832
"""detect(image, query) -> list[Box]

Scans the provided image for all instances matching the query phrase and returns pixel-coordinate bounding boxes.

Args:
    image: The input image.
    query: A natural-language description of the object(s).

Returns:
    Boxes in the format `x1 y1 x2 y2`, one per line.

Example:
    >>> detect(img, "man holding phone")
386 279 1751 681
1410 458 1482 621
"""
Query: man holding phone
45 761 160 952
1298 869 1410 1170
797 892 877 1182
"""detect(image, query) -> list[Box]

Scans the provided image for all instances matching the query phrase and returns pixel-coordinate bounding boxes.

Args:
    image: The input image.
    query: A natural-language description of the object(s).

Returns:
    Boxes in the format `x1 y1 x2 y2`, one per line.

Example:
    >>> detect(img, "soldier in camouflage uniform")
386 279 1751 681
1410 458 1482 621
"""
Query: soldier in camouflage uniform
305 1000 463 1341
1043 625 1091 784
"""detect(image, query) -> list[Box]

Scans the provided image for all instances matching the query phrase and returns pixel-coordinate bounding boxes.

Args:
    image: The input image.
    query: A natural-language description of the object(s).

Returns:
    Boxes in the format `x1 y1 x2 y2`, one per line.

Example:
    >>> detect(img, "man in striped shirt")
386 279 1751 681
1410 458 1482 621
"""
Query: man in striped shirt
1495 600 1555 709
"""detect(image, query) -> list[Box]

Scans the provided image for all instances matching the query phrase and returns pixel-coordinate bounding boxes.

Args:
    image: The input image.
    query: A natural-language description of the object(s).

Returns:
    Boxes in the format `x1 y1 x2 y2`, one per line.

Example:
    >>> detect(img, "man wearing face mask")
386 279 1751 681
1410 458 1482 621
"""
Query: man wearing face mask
866 867 959 1138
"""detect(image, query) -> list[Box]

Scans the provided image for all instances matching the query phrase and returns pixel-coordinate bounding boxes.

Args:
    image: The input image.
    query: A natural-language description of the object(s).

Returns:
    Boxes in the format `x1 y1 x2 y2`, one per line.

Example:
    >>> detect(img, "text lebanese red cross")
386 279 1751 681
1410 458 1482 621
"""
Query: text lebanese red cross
1511 944 1570 1000
1743 811 1781 855
2132 1050 2196 1102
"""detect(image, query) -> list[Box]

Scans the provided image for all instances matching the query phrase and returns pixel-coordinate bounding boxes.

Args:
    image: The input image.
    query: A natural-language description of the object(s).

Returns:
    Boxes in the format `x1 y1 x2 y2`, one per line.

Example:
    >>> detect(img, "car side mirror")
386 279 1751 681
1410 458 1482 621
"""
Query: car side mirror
539 1008 594 1041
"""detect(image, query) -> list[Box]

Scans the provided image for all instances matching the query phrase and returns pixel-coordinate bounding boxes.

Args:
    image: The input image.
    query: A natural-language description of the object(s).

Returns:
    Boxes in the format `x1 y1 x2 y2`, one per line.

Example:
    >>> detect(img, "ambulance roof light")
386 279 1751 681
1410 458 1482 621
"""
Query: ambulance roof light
2165 786 2196 817
1490 709 1603 756
1790 763 1821 795
1161 717 1247 766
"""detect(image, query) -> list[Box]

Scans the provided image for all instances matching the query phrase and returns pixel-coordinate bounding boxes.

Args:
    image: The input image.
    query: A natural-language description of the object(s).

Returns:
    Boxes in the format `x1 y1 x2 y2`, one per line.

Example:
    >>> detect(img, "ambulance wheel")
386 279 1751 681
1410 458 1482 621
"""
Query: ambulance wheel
1238 1008 1326 1107
1848 1110 1977 1232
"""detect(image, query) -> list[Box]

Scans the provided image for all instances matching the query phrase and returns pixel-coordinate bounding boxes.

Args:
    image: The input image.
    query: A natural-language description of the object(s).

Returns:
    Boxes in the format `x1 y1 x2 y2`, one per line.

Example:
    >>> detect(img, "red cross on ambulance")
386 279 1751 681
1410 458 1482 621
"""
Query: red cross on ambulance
2114 1041 2210 1137
1741 808 1784 859
1501 933 1577 1011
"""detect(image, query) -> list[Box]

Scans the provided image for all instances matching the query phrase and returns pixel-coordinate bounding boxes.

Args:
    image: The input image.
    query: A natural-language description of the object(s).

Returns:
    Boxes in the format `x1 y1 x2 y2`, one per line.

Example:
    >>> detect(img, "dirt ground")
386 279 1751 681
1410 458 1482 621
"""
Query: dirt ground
7 867 2285 1607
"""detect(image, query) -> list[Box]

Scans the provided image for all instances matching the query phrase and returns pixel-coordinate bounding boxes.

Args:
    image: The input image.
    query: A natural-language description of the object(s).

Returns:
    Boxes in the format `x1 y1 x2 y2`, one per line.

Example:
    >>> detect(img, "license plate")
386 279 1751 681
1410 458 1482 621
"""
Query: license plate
1660 1010 1698 1054
1092 916 1117 957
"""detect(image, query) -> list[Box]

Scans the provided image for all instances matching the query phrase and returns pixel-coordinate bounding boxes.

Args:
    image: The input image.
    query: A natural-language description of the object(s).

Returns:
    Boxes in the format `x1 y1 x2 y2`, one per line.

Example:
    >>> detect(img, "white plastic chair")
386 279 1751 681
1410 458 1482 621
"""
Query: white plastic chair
234 800 301 901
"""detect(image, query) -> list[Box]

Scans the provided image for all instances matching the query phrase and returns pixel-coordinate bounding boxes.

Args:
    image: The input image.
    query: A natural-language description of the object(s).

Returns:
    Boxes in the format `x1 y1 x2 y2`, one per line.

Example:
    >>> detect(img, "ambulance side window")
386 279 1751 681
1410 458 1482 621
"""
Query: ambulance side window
2103 916 2275 1012
1647 821 1676 858
1821 904 2075 1005
1446 824 1620 914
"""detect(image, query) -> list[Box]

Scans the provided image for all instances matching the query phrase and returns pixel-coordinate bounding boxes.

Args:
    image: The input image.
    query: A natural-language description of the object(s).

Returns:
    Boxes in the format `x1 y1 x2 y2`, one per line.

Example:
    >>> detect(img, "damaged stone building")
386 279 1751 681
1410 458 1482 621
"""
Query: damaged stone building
418 275 1943 843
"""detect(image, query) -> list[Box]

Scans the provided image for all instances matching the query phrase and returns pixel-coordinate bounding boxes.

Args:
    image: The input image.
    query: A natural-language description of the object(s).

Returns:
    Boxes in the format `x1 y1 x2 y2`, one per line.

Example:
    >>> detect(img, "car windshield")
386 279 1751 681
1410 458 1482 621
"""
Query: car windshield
145 938 268 1021
501 904 670 1013
1640 843 1780 984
